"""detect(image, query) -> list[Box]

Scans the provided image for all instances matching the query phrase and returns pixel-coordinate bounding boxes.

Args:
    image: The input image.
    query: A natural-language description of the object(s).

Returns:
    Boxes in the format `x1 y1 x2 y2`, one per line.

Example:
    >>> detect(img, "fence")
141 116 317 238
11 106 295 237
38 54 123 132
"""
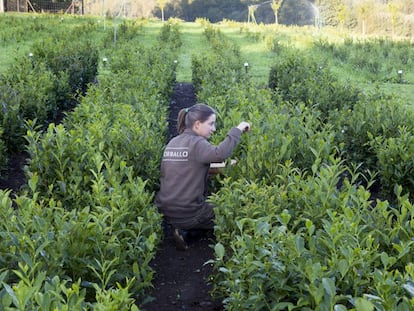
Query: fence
2 0 157 17
3 0 83 14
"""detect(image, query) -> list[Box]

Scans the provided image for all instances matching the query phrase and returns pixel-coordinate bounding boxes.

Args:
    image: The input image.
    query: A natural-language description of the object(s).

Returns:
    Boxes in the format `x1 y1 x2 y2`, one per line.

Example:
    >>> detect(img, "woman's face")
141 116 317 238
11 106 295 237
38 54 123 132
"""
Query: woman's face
193 114 216 139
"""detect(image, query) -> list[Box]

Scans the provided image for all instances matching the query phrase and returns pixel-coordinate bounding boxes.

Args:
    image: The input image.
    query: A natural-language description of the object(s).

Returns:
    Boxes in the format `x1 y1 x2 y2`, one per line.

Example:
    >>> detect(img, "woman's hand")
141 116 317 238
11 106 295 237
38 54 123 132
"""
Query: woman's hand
237 122 251 133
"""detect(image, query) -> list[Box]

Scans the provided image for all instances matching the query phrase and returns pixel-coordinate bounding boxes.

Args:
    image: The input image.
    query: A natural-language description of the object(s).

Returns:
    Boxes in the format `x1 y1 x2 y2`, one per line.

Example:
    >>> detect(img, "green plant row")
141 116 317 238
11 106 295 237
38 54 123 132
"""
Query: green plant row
191 28 414 310
192 22 244 95
0 16 101 175
0 21 181 310
268 50 361 122
195 29 336 180
210 167 414 310
267 48 414 203
0 14 99 47
313 38 414 84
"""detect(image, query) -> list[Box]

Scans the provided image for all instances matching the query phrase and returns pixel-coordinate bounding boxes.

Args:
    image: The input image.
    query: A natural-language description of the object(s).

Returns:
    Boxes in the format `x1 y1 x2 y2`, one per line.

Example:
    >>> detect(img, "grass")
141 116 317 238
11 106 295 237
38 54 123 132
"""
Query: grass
174 22 208 82
143 21 231 83
216 23 276 87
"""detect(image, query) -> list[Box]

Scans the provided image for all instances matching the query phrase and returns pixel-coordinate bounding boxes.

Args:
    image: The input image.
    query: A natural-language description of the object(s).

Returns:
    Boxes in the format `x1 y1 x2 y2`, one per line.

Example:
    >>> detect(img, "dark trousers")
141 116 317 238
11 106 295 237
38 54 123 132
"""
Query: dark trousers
166 202 215 230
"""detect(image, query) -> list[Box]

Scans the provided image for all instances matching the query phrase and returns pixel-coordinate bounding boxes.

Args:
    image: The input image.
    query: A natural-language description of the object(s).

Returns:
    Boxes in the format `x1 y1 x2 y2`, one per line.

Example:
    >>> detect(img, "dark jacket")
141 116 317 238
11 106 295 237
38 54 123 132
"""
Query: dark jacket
155 127 242 219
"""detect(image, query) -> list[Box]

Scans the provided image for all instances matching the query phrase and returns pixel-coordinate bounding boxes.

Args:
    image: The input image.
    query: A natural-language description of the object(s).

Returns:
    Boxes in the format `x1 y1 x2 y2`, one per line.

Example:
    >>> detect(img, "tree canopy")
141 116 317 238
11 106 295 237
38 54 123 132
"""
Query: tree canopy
154 0 413 34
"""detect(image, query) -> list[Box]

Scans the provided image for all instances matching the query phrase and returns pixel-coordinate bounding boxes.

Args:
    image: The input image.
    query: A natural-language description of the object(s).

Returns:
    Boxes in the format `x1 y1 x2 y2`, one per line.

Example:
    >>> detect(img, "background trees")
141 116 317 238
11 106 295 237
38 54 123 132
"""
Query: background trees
15 0 410 36
150 0 413 36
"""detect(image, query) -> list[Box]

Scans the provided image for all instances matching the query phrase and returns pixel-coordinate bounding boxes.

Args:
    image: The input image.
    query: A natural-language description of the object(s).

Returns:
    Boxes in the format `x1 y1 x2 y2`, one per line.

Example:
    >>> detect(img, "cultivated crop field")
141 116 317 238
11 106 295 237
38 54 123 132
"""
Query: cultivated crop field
1 13 414 310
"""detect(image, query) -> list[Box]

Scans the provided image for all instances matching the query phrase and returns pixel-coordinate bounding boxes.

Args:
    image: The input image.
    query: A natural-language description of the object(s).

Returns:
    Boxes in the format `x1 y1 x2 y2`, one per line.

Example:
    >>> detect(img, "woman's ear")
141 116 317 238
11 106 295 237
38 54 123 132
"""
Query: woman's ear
193 120 201 131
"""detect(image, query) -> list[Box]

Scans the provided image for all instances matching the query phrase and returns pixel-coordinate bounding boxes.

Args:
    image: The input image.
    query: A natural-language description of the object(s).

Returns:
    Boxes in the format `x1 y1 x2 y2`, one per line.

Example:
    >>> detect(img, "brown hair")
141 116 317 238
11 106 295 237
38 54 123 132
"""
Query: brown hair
177 103 216 134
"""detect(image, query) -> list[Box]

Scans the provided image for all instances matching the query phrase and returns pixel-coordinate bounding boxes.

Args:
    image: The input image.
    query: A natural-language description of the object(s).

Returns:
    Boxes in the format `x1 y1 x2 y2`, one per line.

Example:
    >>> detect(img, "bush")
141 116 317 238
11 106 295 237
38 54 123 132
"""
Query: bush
0 187 149 310
0 60 64 153
192 25 243 95
371 126 414 201
210 161 414 310
268 51 361 121
333 94 414 184
32 38 99 99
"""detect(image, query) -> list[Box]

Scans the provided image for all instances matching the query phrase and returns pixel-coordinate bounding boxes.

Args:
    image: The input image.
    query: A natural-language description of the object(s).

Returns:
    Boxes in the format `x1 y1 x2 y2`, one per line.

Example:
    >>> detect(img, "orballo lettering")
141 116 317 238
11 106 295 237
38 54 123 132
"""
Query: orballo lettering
164 151 189 158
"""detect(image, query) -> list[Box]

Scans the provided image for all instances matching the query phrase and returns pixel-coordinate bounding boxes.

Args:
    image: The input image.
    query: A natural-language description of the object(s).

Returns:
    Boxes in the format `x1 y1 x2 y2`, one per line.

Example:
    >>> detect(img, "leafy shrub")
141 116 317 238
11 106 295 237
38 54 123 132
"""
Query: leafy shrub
0 60 64 153
197 77 335 182
209 161 414 310
191 26 414 310
1 18 179 309
371 126 414 200
157 20 183 50
268 51 361 121
333 95 414 182
314 38 414 83
104 19 145 48
192 25 243 94
32 35 99 99
0 18 99 158
0 187 146 310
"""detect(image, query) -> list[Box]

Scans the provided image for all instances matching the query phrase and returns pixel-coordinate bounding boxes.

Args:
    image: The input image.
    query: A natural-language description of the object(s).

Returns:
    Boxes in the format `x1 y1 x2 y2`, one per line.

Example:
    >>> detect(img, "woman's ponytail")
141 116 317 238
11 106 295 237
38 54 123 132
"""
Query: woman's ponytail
177 108 187 134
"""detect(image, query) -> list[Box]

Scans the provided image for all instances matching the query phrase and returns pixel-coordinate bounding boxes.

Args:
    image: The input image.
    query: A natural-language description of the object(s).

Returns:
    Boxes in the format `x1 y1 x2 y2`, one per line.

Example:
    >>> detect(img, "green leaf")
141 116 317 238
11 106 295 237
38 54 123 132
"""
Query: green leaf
296 236 305 254
337 259 349 278
322 277 336 297
305 219 315 235
215 243 225 260
305 261 322 283
355 297 374 311
380 252 389 267
2 283 19 307
28 173 39 193
403 281 414 297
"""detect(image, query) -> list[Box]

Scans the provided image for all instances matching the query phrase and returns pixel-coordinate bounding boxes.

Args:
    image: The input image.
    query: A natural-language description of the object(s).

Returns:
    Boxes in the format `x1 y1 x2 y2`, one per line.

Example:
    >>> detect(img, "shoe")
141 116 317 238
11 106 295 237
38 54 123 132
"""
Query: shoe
173 228 189 251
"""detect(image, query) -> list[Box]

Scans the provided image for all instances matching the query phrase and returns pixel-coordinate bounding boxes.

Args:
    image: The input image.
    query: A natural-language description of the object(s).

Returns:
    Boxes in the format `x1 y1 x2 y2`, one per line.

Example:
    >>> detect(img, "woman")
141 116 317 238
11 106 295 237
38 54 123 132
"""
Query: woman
155 103 250 250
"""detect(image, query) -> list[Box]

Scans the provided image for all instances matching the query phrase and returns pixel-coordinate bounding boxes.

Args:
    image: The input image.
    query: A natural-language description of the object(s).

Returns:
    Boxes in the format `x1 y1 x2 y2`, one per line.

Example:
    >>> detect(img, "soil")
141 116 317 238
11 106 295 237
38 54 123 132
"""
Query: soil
0 151 28 195
143 224 223 311
0 82 224 311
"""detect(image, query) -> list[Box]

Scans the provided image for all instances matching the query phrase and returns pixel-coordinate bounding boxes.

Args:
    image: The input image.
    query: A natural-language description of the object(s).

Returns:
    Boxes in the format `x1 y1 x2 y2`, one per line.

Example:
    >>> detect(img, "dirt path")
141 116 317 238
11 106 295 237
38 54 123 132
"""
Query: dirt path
0 151 27 194
142 82 223 311
143 224 222 311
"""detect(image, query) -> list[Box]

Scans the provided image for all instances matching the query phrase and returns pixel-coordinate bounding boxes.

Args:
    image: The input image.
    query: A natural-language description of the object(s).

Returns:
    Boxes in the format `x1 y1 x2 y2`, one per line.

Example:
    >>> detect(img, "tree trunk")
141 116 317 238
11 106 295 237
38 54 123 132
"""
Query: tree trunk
362 19 366 36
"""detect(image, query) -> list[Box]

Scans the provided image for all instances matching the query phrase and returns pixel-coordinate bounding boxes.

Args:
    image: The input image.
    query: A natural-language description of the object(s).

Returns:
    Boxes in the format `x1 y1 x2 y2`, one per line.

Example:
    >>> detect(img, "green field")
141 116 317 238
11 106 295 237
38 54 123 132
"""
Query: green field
1 15 412 104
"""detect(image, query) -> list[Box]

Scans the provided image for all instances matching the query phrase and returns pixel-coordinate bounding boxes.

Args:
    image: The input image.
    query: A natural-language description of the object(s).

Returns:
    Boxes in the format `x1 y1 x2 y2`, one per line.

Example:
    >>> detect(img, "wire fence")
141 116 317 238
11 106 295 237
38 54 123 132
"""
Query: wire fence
3 0 82 14
3 0 156 17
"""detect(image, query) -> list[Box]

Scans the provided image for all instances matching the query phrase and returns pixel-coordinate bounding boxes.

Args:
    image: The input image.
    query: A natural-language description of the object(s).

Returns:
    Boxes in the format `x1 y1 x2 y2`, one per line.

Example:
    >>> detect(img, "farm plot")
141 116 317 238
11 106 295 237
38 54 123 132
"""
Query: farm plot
192 23 414 310
0 18 180 309
1 15 414 311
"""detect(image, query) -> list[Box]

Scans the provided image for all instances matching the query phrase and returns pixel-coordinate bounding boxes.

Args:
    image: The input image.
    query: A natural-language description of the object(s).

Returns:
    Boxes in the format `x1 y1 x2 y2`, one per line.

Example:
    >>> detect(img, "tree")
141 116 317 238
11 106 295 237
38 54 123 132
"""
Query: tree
399 0 414 14
279 0 314 26
271 0 283 24
356 0 374 36
337 3 348 29
248 4 258 24
157 0 168 21
315 0 343 27
387 1 400 37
